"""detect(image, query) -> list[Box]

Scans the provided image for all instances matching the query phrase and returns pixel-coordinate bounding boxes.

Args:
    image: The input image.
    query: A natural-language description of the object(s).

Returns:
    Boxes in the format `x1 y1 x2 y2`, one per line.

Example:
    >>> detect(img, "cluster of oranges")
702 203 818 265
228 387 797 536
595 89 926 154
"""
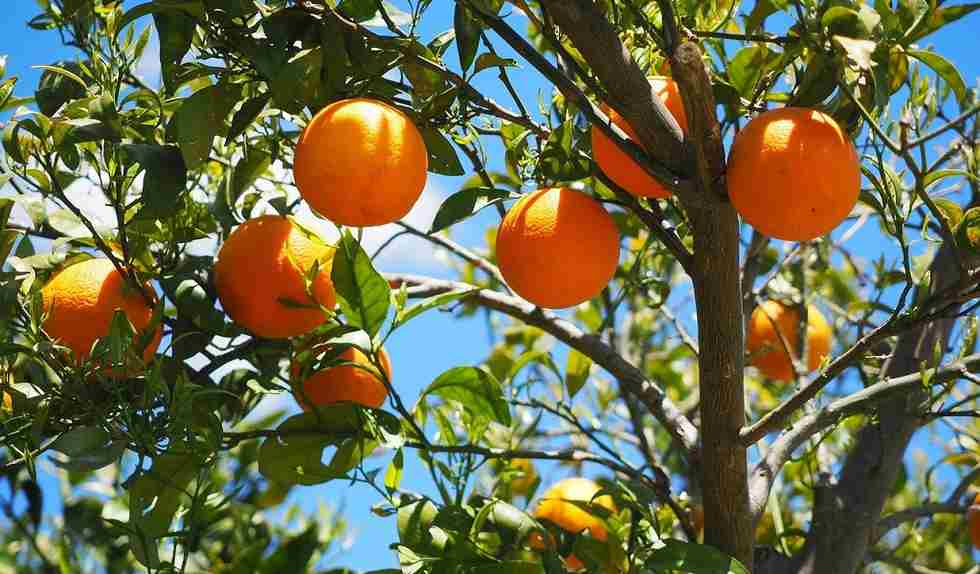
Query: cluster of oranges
37 84 857 402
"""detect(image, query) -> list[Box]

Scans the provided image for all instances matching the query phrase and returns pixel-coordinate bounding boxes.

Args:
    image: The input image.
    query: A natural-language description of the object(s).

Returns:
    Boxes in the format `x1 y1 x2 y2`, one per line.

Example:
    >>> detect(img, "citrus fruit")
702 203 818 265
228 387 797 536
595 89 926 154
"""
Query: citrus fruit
293 98 428 227
496 188 619 309
40 258 161 366
293 346 391 410
969 493 980 549
214 215 336 339
533 477 616 570
2 391 11 412
591 77 688 199
747 301 832 381
726 107 860 241
498 458 537 496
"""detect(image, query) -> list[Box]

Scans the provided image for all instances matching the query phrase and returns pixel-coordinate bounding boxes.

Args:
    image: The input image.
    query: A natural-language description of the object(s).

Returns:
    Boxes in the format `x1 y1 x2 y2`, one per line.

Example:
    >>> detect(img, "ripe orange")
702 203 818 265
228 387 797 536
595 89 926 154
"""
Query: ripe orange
533 477 616 570
293 346 391 410
726 107 860 241
293 98 428 227
747 301 832 381
40 258 161 366
969 493 980 549
496 188 619 309
498 458 537 496
2 391 11 412
591 77 688 199
214 215 336 339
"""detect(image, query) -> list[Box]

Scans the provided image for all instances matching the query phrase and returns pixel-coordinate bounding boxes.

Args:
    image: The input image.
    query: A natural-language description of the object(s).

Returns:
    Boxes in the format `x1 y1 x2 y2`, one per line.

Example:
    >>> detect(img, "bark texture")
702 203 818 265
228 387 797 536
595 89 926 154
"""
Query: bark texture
784 236 977 573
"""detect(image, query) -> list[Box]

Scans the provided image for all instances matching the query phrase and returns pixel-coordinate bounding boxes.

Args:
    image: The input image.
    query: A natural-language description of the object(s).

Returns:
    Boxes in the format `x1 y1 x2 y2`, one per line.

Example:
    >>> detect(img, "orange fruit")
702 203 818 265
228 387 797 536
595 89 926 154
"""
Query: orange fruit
498 458 537 496
727 107 860 241
293 98 428 227
40 258 161 366
214 215 336 339
969 493 980 549
591 77 688 199
292 346 391 410
496 188 619 309
747 301 832 381
534 478 616 571
2 391 11 412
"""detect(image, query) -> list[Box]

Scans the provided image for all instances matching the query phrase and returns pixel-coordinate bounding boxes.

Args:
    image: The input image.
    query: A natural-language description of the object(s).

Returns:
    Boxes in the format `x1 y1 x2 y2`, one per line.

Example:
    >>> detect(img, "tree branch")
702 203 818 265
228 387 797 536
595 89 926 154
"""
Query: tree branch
386 273 700 458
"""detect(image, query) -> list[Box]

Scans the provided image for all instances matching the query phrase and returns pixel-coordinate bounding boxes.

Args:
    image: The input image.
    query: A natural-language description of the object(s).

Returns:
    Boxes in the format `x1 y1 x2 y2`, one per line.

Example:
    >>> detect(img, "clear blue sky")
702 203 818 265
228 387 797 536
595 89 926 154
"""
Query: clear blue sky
2 1 979 571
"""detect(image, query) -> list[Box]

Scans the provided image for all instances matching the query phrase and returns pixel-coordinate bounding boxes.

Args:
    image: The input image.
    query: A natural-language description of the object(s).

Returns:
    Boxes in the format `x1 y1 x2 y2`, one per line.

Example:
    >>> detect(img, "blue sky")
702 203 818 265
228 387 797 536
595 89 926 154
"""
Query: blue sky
2 0 979 571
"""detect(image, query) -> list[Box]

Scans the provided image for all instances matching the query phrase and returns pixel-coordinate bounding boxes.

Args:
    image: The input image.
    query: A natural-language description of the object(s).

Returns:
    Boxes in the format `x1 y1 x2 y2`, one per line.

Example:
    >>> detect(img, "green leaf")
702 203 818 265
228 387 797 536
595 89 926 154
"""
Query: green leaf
49 427 124 472
384 449 404 493
430 187 511 233
226 94 270 144
474 53 518 75
331 231 391 338
646 540 750 574
906 3 980 42
258 524 320 574
128 448 197 567
34 61 86 116
420 126 464 176
122 143 187 218
908 49 969 106
422 366 511 426
454 3 481 72
565 349 592 399
230 149 271 206
728 46 776 98
173 84 241 170
117 1 204 34
154 8 196 92
257 406 373 486
955 207 980 256
394 288 477 328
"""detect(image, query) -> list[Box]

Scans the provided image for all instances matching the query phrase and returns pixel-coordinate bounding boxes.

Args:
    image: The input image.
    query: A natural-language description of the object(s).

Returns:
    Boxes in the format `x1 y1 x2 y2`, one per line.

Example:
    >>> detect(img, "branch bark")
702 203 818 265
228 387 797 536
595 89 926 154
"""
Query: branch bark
787 232 979 573
386 273 700 457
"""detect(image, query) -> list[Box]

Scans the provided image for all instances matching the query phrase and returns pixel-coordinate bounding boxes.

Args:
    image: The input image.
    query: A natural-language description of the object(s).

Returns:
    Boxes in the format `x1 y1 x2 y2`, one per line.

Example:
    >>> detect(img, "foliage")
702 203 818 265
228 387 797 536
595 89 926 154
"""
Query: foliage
0 1 979 573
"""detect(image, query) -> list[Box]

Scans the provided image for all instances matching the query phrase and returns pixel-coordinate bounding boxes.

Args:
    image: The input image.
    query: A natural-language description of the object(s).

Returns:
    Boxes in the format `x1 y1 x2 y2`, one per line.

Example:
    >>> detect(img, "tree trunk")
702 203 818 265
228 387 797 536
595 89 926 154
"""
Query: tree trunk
789 237 973 573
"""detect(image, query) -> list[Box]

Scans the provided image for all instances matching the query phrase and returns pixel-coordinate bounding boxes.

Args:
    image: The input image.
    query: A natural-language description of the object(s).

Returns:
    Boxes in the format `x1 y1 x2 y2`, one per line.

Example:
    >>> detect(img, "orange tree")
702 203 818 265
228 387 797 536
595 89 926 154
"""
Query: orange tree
1 1 979 573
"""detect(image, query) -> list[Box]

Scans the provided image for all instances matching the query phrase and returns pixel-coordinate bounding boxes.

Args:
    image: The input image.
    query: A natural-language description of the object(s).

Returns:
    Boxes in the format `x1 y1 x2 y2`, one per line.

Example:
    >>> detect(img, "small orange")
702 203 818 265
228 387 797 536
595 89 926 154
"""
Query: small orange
533 477 616 570
293 346 391 410
293 98 428 227
498 458 537 496
591 77 688 199
727 107 860 241
969 493 980 549
747 301 832 381
41 258 161 366
214 215 336 339
496 188 619 309
2 391 11 412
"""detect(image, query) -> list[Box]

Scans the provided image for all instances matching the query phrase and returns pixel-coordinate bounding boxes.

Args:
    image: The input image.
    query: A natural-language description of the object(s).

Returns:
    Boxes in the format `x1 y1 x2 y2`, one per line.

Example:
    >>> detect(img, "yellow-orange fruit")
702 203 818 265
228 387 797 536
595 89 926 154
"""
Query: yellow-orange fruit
496 188 619 309
293 98 428 227
2 391 11 412
214 215 336 339
502 458 537 496
293 346 391 410
727 107 860 241
747 301 832 382
534 478 616 571
591 77 688 199
41 258 161 366
969 493 980 548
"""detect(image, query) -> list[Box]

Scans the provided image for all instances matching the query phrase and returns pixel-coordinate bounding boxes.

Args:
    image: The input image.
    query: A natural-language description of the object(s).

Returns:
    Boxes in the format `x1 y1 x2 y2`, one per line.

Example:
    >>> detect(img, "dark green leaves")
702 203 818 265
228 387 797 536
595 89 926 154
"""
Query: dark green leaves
257 524 320 574
539 120 589 182
257 406 379 486
172 83 241 170
35 61 86 116
454 4 481 73
728 46 780 98
421 366 511 426
154 7 197 92
128 448 197 567
430 187 511 233
420 126 465 176
122 143 187 218
331 230 391 338
646 540 750 574
49 426 125 472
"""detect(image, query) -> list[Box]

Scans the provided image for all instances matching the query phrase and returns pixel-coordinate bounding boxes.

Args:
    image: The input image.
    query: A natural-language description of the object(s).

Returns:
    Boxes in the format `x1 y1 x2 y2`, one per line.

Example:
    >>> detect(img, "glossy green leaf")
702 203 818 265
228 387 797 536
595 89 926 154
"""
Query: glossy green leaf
422 366 511 425
331 230 391 338
454 3 481 72
173 84 240 170
565 349 592 399
128 448 197 567
121 143 187 218
430 187 510 233
420 126 465 176
394 288 477 328
646 539 750 574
